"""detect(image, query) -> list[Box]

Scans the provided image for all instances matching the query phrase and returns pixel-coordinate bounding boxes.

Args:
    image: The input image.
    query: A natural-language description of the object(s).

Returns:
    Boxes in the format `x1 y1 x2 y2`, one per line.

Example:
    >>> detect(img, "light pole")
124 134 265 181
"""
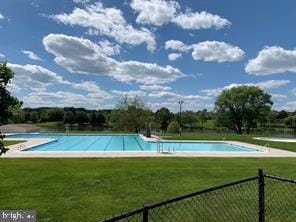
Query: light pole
178 100 184 136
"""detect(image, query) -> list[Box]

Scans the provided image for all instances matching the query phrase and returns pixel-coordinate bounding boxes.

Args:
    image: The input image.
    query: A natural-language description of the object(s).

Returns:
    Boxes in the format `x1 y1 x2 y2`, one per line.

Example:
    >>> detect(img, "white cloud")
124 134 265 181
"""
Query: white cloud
22 90 111 109
0 53 5 59
275 101 296 112
131 0 179 26
30 1 39 8
7 63 69 92
73 0 91 4
147 91 211 112
51 2 156 52
149 91 209 101
111 90 146 97
172 11 230 30
147 101 214 112
200 88 223 97
97 40 120 56
270 94 287 101
165 40 191 52
168 53 182 61
0 13 4 20
21 50 44 61
201 80 291 97
5 63 113 108
43 33 185 85
140 84 171 91
71 81 113 99
165 40 245 63
6 83 22 94
290 88 296 96
255 80 290 90
191 41 245 62
188 73 203 78
245 46 296 75
130 0 230 31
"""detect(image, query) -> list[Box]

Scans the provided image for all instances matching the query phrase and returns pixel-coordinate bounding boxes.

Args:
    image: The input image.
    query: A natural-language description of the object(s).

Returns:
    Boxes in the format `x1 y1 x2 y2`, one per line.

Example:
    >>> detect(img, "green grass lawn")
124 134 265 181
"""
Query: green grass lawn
0 158 295 221
162 133 296 152
3 140 26 146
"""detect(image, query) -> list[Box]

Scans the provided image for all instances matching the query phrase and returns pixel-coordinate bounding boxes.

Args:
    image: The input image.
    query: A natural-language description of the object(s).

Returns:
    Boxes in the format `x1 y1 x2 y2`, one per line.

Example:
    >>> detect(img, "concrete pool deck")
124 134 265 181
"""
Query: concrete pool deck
2 137 296 158
254 137 296 143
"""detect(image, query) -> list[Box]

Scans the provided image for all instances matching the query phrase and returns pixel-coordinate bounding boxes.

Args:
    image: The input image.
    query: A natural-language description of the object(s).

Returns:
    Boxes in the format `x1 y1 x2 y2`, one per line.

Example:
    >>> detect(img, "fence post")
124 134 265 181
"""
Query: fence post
143 206 148 222
258 169 265 222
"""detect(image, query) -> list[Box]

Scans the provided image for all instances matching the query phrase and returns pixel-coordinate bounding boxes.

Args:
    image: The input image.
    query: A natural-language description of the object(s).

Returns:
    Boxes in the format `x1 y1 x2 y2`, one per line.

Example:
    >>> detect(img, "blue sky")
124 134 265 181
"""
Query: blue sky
1 0 296 111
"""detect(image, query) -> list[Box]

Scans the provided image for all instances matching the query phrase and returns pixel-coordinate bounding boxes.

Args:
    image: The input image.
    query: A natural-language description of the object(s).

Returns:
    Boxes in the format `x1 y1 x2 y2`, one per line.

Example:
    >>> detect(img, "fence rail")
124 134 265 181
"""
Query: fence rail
101 169 296 222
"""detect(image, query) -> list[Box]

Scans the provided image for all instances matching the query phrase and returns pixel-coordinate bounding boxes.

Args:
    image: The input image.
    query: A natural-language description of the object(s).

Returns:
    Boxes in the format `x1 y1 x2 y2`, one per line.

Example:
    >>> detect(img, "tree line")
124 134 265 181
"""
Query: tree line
11 107 108 127
7 100 214 132
7 96 295 135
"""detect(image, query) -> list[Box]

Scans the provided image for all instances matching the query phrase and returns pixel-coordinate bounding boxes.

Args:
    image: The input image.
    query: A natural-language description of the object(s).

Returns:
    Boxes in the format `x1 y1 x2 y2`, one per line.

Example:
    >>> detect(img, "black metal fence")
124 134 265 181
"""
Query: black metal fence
101 169 296 222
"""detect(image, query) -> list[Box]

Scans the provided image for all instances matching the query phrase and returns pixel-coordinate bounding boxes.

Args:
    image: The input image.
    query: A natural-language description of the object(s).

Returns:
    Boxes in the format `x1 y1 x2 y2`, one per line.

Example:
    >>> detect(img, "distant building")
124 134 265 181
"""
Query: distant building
0 124 41 133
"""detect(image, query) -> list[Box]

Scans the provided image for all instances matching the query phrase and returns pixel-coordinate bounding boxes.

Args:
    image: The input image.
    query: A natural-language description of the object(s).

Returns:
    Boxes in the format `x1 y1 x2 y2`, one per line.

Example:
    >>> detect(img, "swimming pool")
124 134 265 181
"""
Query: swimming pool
7 134 258 152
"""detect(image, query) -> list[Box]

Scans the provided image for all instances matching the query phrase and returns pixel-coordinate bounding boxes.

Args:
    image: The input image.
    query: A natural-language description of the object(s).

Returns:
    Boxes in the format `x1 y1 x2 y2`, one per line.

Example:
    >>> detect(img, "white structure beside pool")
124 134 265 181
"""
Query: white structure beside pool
254 137 296 143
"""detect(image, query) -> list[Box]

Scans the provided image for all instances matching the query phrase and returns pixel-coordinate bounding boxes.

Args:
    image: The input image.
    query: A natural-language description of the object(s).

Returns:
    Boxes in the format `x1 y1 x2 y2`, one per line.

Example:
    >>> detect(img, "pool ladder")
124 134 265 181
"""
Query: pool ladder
156 138 163 153
18 144 26 151
156 138 175 153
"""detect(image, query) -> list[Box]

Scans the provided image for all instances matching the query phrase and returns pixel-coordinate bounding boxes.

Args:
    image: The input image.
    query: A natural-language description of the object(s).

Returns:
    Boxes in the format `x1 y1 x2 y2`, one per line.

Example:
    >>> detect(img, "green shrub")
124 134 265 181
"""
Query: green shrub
167 121 180 133
0 132 8 156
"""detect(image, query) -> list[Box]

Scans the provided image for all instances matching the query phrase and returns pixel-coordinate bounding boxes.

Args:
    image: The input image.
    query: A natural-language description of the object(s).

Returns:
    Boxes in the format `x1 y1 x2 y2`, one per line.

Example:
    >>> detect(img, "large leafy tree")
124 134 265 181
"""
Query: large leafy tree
63 111 75 125
215 86 273 134
89 112 97 126
110 95 150 132
96 112 106 126
182 111 197 130
0 61 22 155
155 107 172 131
75 111 88 125
47 108 64 121
198 109 207 129
0 61 22 124
276 110 288 120
285 116 296 137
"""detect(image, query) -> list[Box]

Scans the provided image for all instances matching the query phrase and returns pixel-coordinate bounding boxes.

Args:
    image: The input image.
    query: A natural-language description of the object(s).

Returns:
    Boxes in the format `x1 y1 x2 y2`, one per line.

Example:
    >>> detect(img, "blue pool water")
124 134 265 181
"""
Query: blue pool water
7 134 257 152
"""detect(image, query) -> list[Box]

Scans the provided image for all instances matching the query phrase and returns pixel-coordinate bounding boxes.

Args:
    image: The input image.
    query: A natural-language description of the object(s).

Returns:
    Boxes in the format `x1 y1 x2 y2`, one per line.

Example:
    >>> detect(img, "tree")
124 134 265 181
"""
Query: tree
75 111 88 125
276 110 288 120
40 111 49 122
0 133 8 156
167 121 180 133
285 116 296 137
47 108 64 121
11 109 25 123
89 112 97 126
266 110 277 128
29 111 39 123
110 95 150 132
96 112 106 126
215 86 273 134
0 61 22 124
0 61 22 155
198 109 207 129
182 111 197 130
64 111 75 125
110 109 126 130
155 107 172 131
